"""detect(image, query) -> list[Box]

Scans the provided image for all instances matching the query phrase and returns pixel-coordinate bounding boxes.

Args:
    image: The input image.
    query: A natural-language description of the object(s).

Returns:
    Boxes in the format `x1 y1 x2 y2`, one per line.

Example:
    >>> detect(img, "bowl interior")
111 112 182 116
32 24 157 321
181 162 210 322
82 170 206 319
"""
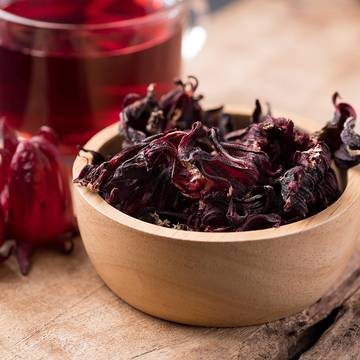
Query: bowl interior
74 108 355 242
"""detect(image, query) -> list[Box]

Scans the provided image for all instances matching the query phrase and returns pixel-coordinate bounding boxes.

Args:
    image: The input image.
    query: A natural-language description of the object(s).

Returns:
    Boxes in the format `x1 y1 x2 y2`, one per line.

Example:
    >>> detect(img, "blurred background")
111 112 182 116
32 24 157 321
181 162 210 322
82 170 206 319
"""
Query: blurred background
185 0 360 124
1 0 358 151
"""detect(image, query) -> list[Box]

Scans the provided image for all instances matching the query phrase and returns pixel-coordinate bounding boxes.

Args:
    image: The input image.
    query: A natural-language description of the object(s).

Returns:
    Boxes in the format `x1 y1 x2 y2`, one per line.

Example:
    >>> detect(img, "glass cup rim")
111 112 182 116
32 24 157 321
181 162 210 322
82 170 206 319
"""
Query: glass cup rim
0 0 185 31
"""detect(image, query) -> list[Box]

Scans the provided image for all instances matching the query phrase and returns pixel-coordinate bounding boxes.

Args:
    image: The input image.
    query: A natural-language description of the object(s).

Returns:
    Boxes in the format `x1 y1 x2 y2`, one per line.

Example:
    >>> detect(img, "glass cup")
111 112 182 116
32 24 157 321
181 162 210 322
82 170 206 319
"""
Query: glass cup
0 0 185 154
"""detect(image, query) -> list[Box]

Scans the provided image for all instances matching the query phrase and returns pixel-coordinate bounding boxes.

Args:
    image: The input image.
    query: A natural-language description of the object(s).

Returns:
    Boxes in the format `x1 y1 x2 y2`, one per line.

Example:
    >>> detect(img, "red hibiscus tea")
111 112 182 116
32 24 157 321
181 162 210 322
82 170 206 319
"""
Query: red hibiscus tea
0 0 184 153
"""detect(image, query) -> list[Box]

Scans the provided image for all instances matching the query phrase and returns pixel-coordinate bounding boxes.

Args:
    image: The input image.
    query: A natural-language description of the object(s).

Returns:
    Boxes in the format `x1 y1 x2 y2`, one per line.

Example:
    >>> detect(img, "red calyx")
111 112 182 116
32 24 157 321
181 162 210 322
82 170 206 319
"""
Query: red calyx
0 122 77 275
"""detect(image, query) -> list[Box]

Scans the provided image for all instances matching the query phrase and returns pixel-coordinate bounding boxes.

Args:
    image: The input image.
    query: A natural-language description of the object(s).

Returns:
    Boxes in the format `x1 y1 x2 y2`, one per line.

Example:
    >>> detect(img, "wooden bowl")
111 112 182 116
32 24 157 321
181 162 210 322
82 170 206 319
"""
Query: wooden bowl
73 107 360 327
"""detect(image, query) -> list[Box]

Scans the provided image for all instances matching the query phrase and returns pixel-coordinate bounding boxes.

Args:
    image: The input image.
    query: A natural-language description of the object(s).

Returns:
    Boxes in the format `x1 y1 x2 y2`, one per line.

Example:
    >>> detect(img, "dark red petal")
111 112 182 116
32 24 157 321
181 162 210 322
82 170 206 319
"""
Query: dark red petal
0 205 4 248
316 93 357 152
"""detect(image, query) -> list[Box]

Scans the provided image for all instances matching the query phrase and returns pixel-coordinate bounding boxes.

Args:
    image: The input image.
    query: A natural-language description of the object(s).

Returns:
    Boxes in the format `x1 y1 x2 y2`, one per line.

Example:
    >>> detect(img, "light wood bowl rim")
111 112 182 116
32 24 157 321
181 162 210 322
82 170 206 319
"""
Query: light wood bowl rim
73 105 359 243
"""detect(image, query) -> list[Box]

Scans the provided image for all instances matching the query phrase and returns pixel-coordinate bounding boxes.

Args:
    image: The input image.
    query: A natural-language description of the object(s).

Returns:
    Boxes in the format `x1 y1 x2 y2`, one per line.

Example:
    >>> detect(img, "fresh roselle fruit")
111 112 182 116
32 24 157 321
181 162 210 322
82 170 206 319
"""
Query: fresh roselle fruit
0 152 9 261
0 118 18 214
0 119 18 262
0 205 6 260
7 126 77 275
0 205 13 262
0 149 11 202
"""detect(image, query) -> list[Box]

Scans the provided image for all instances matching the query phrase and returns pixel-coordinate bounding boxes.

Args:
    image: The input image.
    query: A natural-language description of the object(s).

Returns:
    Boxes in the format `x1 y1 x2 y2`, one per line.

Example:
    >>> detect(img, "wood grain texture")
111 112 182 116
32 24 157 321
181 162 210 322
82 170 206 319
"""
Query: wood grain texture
299 289 360 359
2 0 360 357
0 243 257 359
234 250 360 359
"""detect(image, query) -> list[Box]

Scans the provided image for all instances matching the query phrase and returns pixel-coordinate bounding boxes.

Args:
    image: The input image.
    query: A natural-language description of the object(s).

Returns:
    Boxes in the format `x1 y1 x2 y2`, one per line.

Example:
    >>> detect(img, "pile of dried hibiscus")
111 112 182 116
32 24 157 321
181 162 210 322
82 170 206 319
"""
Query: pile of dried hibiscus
0 122 77 274
75 77 360 232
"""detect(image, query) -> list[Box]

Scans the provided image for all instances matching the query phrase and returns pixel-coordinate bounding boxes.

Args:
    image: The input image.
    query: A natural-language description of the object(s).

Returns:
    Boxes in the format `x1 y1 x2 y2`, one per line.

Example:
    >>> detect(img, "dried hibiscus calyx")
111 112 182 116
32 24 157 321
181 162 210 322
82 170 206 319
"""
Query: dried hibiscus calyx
118 76 236 147
316 92 356 153
119 84 160 146
226 115 314 176
76 121 278 232
0 122 77 275
159 76 203 130
314 93 360 169
76 82 360 232
75 118 333 231
278 142 339 220
333 117 360 169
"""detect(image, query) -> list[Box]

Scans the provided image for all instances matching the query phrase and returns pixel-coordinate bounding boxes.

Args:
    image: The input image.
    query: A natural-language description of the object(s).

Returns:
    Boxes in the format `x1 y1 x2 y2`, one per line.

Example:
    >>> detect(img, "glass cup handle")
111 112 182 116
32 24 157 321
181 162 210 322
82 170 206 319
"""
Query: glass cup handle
182 0 209 60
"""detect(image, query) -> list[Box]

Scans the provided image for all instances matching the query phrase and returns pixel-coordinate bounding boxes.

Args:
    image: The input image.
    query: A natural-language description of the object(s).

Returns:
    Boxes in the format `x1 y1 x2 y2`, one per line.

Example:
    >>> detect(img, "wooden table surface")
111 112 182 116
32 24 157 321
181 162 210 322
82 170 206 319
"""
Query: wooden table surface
1 1 360 359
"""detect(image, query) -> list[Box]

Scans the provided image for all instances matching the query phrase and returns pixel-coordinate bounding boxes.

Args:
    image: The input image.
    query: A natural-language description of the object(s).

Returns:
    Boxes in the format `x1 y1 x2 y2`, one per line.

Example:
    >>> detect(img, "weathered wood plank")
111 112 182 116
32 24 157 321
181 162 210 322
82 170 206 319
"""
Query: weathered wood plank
234 252 360 360
300 288 360 360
